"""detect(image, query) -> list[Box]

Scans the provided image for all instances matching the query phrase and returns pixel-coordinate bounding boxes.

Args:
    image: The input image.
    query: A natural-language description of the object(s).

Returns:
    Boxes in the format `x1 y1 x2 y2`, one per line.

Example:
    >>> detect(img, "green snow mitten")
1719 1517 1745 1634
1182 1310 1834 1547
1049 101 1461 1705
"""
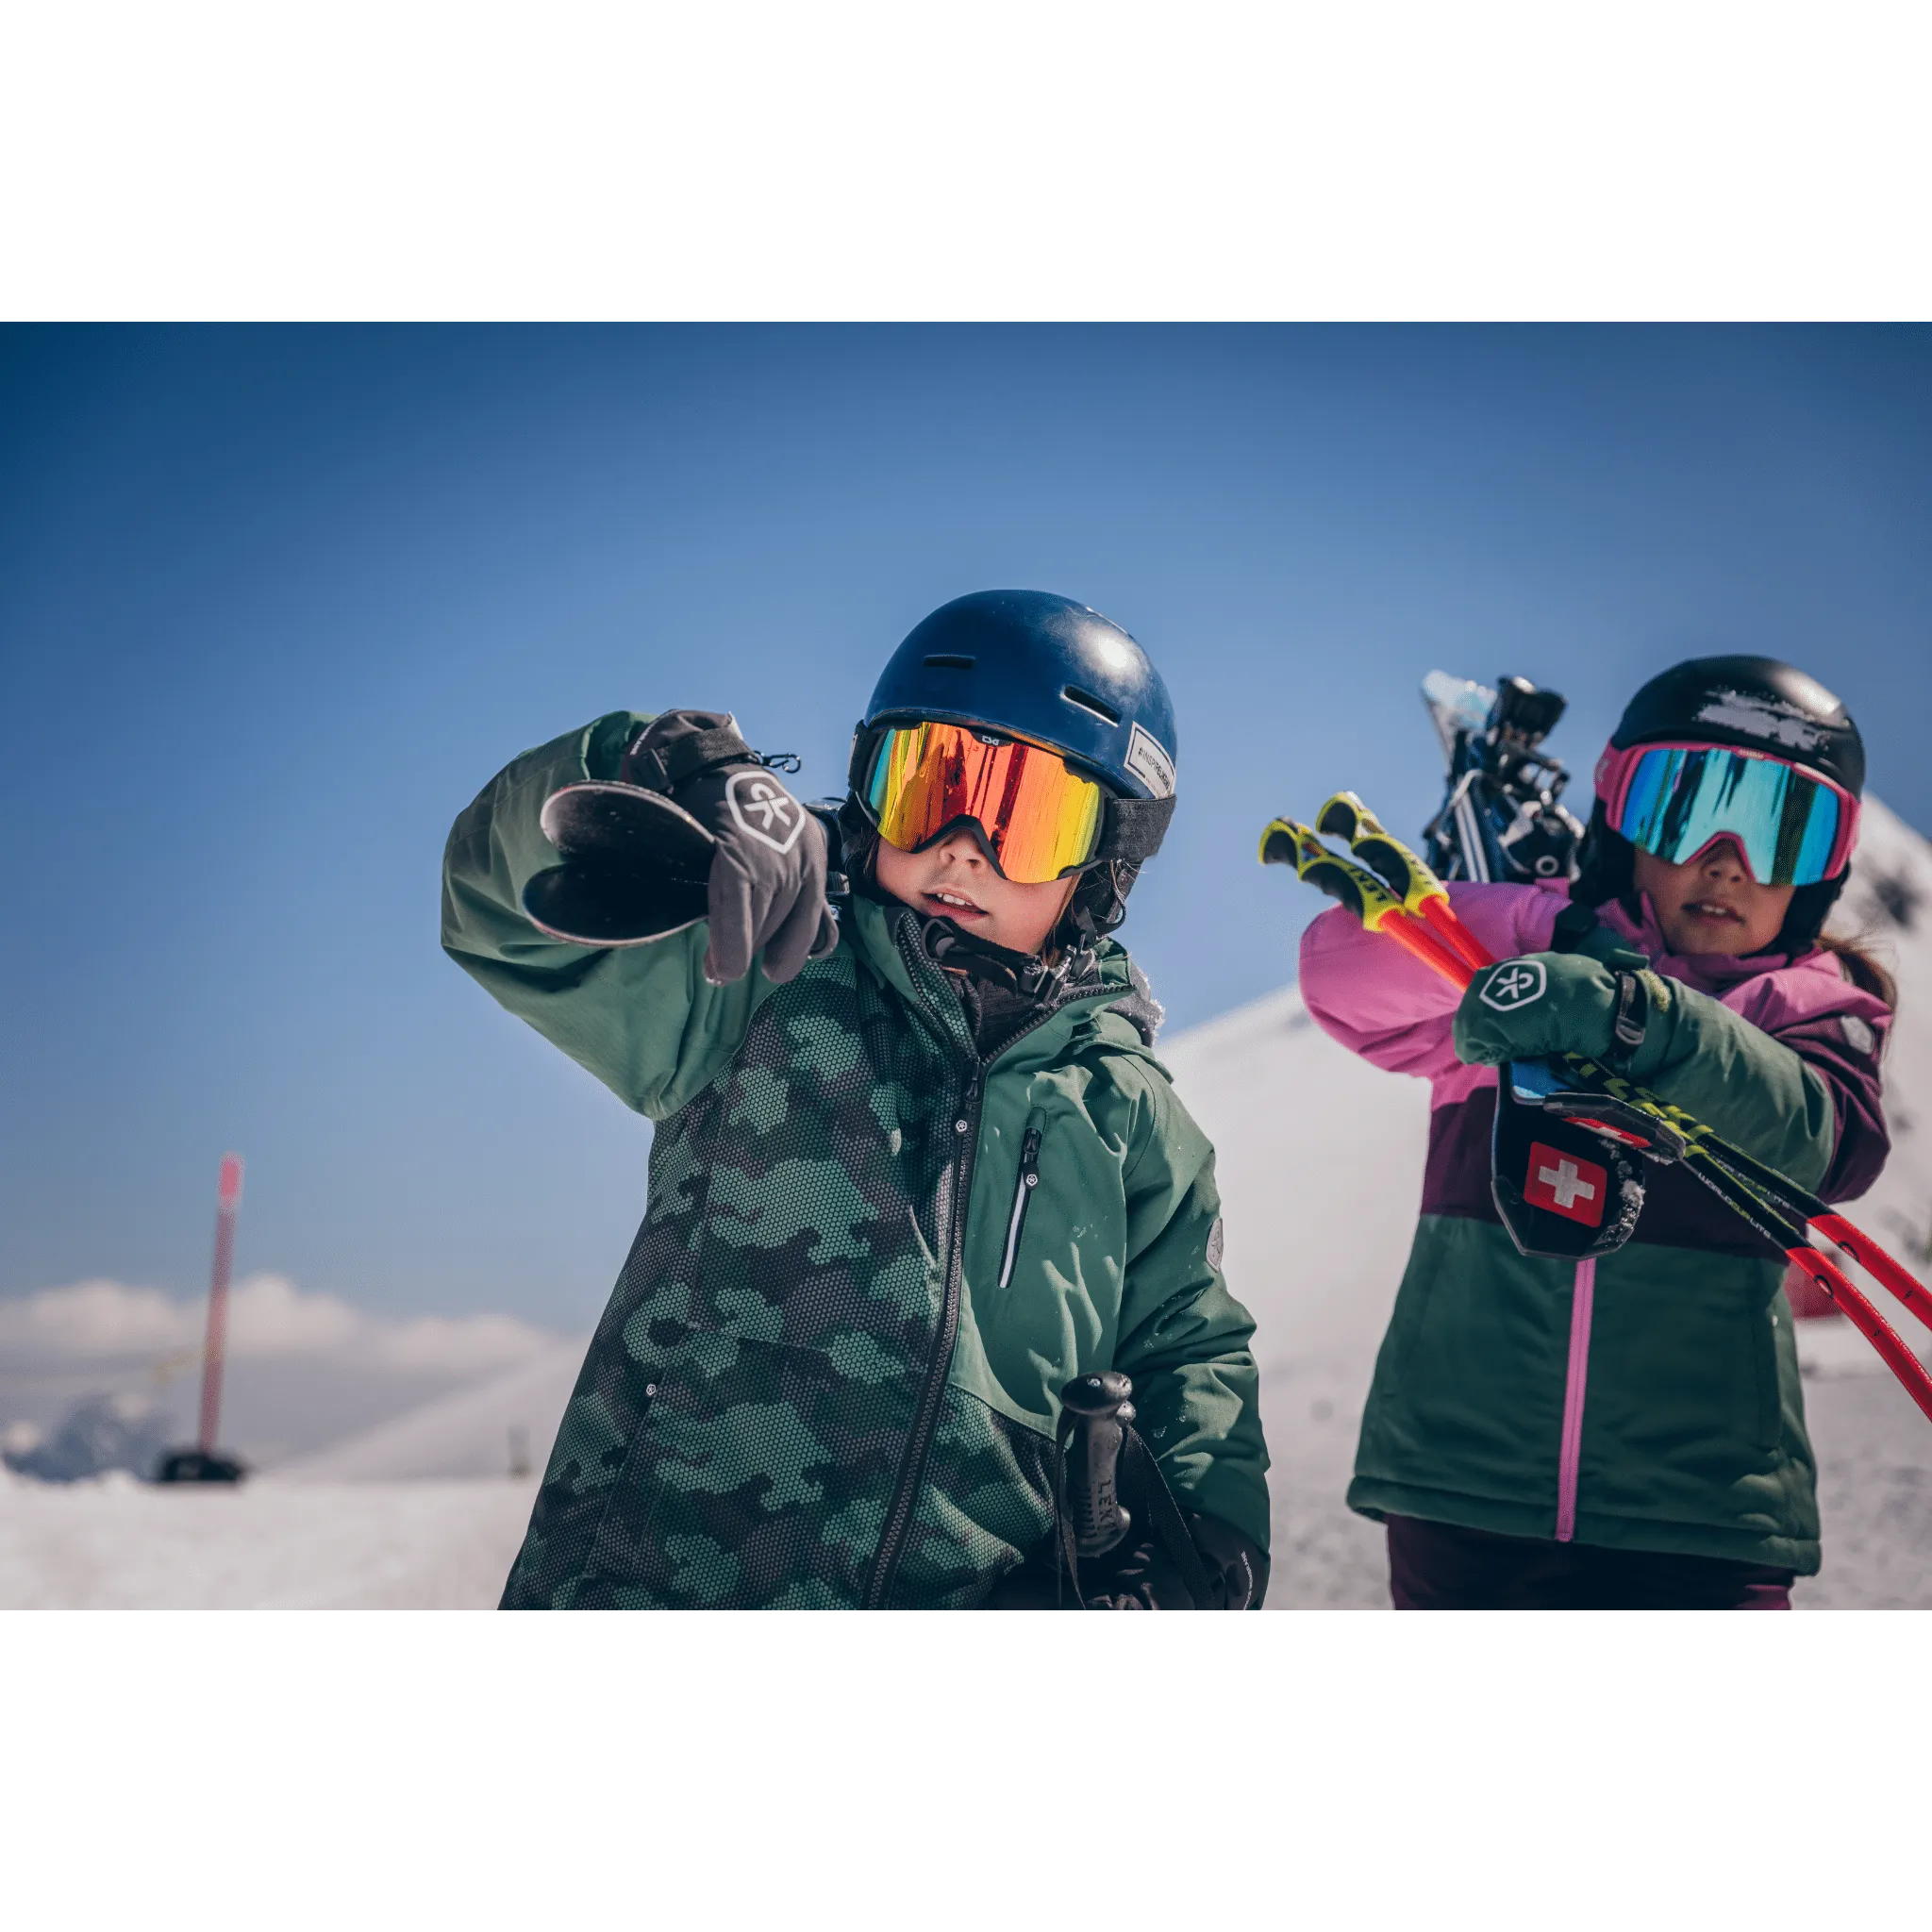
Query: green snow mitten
1454 951 1675 1079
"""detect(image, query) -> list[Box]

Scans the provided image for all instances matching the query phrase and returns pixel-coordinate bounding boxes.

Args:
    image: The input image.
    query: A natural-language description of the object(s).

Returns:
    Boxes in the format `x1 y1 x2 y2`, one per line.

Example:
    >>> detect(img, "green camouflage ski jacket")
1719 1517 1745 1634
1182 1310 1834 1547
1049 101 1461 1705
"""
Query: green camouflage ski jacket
442 712 1271 1608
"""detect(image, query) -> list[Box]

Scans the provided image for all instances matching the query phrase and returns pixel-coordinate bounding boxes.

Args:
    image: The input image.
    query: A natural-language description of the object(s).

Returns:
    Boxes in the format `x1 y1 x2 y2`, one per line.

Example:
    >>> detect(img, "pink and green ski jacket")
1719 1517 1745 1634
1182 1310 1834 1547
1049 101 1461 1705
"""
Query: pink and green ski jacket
1301 882 1892 1574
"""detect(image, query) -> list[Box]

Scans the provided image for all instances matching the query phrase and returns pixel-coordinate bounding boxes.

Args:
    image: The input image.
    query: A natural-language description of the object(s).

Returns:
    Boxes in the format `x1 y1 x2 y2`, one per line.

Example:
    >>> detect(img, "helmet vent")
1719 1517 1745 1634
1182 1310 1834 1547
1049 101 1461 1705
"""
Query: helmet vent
923 654 974 670
1061 685 1120 725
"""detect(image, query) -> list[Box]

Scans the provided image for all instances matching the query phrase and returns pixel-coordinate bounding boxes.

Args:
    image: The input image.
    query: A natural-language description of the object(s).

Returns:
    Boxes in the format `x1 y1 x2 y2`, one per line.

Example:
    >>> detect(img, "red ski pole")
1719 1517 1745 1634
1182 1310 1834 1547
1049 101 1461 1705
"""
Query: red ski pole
1271 810 1932 1415
1783 1243 1932 1424
1424 891 1932 1391
196 1154 243 1455
1807 1214 1932 1333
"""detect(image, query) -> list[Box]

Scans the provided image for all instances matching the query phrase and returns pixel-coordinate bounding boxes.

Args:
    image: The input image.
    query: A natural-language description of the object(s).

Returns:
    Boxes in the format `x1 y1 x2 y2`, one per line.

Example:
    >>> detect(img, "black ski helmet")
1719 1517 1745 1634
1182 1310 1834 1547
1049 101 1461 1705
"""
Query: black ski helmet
1574 654 1867 950
1604 655 1864 795
844 590 1178 941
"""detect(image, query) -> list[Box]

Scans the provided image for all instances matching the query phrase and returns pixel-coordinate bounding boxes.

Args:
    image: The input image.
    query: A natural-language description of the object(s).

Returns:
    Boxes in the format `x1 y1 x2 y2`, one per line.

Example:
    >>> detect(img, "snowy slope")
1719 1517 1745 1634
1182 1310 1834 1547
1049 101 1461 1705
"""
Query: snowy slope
1162 987 1427 1602
1163 987 1428 1368
0 1467 538 1609
0 1343 587 1606
276 1338 589 1482
1825 797 1932 1267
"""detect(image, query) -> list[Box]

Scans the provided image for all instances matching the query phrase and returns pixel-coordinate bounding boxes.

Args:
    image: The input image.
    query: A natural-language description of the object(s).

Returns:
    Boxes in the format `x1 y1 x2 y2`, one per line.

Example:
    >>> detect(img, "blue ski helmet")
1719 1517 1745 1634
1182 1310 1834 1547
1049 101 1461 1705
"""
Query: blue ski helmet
859 590 1178 803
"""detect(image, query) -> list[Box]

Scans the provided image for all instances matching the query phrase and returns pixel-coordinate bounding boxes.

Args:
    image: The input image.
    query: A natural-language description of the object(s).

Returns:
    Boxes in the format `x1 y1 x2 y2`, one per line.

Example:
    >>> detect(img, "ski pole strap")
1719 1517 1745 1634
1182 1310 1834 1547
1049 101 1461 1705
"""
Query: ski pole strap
1118 1426 1219 1609
1051 1406 1220 1609
1051 1414 1084 1608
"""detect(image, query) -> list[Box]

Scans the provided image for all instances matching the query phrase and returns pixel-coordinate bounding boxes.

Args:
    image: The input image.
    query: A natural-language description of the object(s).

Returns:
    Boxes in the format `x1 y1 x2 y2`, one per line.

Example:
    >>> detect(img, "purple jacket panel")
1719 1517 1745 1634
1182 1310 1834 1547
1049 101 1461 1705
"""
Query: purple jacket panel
1414 1084 1790 1257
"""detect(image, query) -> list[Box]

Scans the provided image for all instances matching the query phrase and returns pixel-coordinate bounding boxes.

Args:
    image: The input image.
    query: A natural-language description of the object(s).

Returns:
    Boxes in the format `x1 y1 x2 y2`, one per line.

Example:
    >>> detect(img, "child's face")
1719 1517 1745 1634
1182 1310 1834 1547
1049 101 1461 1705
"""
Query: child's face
1632 837 1796 956
874 825 1079 956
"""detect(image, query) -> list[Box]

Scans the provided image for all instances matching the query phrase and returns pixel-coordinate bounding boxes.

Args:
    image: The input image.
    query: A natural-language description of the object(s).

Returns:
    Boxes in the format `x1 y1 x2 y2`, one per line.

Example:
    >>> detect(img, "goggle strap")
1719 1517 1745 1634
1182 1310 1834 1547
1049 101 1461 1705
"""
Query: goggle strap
1094 791 1176 864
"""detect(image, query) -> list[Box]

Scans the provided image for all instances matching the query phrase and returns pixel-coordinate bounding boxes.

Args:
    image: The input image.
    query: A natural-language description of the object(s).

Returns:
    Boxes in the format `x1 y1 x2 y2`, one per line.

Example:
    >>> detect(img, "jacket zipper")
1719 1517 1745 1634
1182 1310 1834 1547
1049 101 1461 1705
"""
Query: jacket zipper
1555 1257 1596 1542
997 1126 1043 1289
864 922 1099 1608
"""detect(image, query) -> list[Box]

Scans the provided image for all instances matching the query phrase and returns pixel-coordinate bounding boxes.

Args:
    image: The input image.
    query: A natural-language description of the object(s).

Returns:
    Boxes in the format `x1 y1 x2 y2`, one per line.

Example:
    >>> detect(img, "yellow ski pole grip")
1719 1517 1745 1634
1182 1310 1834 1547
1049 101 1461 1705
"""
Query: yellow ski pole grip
1317 791 1441 907
1316 789 1494 974
1314 791 1371 843
1260 818 1436 936
1263 814 1479 988
1257 816 1307 867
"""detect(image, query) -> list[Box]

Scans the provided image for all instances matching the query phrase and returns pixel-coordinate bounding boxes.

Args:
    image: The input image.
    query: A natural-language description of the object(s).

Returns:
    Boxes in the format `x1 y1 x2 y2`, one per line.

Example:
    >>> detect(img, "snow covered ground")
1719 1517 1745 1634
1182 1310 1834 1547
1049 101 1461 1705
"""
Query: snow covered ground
0 1341 591 1607
3 803 1928 1610
0 1469 539 1609
6 1345 1922 1608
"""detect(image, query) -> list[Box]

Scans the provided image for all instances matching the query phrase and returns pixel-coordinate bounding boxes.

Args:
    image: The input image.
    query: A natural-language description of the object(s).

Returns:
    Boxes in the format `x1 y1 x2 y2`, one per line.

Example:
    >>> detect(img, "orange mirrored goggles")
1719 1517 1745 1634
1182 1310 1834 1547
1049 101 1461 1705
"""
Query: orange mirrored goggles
859 722 1108 884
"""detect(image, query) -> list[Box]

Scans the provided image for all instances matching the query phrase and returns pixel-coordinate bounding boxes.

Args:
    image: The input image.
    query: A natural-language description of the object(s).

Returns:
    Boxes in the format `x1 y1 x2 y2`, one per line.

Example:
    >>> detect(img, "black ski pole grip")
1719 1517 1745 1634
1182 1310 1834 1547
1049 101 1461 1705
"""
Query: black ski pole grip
1059 1372 1135 1557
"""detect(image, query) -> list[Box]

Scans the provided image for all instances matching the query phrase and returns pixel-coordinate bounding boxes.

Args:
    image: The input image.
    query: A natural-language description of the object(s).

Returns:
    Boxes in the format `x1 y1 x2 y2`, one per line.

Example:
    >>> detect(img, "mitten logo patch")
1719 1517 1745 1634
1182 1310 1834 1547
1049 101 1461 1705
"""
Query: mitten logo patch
1480 958 1547 1012
725 770 806 854
1524 1141 1607 1226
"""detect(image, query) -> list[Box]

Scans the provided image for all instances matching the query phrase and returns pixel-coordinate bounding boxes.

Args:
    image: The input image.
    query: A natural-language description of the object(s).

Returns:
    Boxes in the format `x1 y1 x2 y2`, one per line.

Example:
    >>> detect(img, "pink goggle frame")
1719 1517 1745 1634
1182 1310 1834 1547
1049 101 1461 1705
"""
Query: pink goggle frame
1593 739 1861 887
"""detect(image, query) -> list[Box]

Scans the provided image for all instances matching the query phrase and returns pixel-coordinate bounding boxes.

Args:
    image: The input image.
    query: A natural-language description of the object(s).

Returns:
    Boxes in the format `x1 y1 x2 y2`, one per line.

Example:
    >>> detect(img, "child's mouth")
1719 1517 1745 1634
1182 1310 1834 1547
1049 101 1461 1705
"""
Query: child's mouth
924 888 986 921
1683 900 1745 924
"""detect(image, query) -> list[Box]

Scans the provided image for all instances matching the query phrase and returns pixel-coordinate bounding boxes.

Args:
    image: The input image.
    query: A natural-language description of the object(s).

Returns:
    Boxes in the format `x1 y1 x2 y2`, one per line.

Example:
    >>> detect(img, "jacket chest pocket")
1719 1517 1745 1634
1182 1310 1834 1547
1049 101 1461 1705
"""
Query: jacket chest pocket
997 1116 1046 1290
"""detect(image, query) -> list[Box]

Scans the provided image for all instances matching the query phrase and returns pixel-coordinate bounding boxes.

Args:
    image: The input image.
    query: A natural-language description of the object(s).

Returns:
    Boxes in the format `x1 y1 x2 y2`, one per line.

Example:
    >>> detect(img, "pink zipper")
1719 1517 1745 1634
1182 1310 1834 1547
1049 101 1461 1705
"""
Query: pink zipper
1555 1257 1596 1542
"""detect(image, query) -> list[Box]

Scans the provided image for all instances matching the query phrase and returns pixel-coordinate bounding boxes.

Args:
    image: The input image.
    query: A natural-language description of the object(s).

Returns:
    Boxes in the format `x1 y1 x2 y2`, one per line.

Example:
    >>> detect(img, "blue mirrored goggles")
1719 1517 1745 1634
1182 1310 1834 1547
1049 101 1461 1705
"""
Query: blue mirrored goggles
1601 742 1857 888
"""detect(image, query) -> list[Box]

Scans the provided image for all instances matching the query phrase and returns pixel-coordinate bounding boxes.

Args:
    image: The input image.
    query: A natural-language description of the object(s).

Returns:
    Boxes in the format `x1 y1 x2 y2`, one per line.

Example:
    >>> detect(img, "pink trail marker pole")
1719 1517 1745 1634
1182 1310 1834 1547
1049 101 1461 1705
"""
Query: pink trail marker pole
196 1155 244 1455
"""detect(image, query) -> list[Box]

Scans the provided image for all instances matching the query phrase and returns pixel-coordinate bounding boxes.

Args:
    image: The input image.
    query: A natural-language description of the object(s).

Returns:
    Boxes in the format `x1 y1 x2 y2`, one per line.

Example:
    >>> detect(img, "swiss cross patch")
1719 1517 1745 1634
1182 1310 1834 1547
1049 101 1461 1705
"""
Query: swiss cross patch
1524 1141 1607 1226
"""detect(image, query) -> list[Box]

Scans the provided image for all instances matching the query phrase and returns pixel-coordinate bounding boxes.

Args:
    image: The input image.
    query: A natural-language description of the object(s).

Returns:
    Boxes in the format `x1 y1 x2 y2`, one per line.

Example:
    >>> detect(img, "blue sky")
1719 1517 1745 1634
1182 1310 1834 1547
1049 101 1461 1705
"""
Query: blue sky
4 325 1928 1329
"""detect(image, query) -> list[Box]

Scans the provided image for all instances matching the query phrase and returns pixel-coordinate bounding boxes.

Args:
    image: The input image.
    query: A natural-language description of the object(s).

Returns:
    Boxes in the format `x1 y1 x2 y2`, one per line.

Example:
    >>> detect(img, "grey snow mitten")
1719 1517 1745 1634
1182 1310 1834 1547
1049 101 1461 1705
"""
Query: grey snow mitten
621 710 839 986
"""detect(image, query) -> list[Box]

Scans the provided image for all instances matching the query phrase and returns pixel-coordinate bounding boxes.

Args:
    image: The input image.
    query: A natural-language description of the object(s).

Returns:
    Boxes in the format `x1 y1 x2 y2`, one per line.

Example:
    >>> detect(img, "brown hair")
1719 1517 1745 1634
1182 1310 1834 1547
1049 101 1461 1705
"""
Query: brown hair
1814 932 1898 1010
